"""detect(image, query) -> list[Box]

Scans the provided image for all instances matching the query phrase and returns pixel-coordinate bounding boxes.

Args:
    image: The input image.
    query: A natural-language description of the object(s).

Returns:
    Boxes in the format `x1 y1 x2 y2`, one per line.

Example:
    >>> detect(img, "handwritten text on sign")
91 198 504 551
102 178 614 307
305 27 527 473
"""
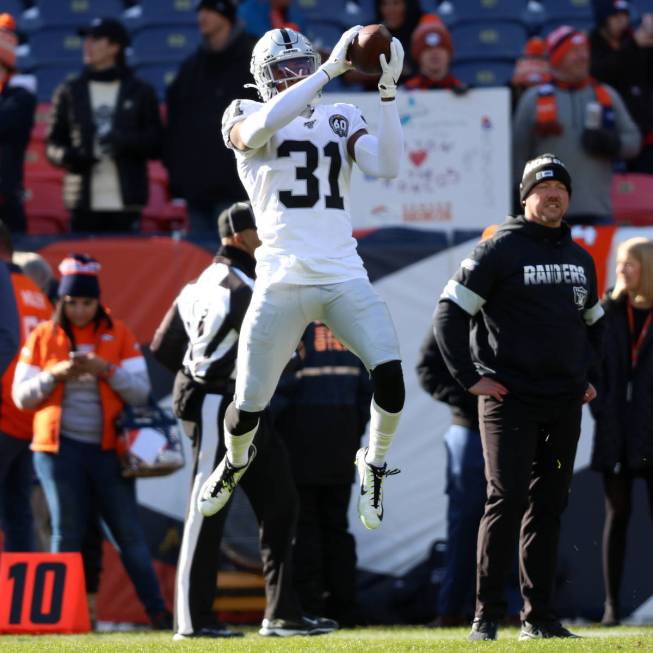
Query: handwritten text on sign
324 88 511 230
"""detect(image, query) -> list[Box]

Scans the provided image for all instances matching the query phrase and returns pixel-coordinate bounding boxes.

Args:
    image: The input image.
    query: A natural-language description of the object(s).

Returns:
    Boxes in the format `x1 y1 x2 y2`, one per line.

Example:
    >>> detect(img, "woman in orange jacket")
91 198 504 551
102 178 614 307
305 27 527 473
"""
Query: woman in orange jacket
12 254 170 628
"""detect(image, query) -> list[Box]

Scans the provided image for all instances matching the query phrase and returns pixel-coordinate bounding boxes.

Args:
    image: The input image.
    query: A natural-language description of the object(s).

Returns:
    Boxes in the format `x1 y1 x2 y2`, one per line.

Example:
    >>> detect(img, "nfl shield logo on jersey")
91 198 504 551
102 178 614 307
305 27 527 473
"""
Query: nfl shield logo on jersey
329 115 349 137
573 286 588 309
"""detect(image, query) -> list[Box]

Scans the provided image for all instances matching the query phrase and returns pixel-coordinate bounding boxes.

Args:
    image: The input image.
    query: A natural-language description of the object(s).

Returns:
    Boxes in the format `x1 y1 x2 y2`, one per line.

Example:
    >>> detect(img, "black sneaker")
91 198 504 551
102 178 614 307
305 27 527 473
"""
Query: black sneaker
519 620 580 640
468 617 498 641
197 446 256 517
173 625 244 639
149 609 173 631
259 615 338 636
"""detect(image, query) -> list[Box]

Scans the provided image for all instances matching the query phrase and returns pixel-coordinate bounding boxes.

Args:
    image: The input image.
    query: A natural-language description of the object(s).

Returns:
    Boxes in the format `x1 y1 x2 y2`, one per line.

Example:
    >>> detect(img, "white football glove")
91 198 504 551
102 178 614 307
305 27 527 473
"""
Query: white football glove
378 37 404 100
319 25 362 80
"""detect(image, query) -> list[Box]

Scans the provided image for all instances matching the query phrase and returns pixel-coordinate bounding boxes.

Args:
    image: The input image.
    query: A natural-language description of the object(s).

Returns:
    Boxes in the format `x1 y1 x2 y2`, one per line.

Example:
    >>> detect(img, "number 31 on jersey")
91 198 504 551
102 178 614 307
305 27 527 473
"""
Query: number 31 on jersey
277 140 344 210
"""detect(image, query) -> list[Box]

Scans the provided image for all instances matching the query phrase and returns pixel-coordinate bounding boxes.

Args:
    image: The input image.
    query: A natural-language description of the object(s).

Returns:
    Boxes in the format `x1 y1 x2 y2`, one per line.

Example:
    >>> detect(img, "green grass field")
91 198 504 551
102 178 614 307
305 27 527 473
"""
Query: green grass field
0 626 652 652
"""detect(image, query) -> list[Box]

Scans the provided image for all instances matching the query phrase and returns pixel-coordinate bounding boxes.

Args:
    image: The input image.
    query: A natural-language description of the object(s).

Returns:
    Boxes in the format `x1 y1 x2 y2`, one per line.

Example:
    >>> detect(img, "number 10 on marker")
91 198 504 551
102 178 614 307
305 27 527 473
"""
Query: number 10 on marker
0 553 90 633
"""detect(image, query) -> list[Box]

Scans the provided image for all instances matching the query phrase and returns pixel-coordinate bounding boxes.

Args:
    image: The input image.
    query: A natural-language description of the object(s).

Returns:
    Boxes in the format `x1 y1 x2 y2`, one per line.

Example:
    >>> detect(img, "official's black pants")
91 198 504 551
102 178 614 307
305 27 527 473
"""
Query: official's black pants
476 393 582 623
173 393 302 635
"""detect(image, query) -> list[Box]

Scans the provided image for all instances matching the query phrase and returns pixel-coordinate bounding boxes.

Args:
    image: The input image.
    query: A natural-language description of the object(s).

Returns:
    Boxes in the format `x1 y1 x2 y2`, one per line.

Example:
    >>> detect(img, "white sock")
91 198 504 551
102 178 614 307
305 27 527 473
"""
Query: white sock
225 422 258 467
365 398 401 467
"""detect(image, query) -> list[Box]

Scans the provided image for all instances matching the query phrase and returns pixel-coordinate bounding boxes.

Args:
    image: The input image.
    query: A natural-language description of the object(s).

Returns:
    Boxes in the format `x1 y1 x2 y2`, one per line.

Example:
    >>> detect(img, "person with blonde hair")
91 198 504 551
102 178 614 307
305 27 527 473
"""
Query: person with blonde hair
591 236 653 626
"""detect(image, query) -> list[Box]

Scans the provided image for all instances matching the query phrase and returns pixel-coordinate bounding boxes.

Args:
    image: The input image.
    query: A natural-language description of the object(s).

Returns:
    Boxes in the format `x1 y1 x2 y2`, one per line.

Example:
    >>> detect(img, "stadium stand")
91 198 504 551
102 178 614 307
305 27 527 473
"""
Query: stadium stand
129 24 199 64
296 0 375 26
0 0 23 20
124 0 197 29
33 63 78 101
432 0 530 25
540 15 594 36
305 18 349 50
23 175 69 234
134 62 178 99
452 59 514 86
540 0 593 21
612 173 653 225
19 0 127 31
25 27 84 66
450 21 528 62
141 162 188 233
11 0 653 234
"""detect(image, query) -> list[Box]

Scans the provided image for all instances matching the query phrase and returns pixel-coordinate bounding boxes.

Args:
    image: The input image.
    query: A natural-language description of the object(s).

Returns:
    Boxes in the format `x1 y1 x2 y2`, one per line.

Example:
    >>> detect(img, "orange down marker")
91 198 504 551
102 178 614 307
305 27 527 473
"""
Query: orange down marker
0 553 90 633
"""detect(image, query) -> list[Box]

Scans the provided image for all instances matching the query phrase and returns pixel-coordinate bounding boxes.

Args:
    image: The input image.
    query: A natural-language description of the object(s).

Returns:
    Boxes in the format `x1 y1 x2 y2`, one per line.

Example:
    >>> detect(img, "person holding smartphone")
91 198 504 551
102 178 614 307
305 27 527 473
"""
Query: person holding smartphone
11 253 171 630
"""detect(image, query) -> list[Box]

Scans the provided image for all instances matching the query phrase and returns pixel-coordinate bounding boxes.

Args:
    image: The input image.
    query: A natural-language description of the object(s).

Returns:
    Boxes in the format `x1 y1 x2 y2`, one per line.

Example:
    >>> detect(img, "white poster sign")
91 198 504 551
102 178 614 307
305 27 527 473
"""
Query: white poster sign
324 88 512 230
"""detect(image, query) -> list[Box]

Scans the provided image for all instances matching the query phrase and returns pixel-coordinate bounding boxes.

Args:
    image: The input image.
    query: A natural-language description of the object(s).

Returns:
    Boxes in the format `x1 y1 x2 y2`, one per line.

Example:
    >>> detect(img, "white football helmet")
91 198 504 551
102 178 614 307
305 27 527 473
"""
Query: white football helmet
250 28 320 101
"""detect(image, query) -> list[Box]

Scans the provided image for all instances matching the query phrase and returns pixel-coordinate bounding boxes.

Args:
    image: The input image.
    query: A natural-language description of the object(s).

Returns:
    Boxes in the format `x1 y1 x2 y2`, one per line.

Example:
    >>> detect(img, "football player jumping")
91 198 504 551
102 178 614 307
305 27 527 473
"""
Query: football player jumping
197 26 406 532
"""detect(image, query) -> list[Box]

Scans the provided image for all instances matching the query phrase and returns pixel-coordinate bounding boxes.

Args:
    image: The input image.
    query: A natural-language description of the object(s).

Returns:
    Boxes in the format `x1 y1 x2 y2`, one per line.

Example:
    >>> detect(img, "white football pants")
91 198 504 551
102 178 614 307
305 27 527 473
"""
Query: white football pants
234 277 401 412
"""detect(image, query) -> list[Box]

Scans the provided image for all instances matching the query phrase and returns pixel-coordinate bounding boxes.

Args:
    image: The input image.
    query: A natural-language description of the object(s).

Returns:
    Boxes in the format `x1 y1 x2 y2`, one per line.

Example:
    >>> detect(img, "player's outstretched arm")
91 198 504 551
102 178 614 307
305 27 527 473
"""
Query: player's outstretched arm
352 38 404 179
231 26 362 151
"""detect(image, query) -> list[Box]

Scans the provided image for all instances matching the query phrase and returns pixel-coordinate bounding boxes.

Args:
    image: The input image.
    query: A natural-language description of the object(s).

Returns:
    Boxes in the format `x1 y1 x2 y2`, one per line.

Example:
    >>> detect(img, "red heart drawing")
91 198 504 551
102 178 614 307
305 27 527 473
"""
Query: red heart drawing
409 149 428 167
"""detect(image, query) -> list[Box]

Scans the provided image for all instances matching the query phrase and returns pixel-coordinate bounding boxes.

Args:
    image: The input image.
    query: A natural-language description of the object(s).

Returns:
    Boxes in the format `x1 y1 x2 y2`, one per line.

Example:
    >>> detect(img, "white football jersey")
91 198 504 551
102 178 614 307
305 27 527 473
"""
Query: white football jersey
222 99 368 286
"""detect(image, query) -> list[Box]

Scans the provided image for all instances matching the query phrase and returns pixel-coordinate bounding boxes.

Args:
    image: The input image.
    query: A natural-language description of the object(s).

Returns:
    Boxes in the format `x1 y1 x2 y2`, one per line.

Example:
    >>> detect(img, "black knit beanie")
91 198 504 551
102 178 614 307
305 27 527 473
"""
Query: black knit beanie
520 153 572 203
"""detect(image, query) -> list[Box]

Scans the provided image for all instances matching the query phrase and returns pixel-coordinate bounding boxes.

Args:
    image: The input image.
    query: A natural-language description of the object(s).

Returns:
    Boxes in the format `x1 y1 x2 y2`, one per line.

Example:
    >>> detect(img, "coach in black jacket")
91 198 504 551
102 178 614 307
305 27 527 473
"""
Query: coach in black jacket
46 18 162 232
164 0 256 233
434 154 605 641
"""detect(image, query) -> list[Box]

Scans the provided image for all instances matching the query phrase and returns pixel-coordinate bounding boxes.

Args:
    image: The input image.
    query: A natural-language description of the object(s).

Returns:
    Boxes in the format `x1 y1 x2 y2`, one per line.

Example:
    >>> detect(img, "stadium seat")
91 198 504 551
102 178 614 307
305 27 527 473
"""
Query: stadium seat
126 0 197 28
24 140 63 180
21 0 126 30
27 27 83 66
451 21 528 62
541 16 593 35
134 62 178 100
0 0 24 20
612 173 653 226
452 59 514 86
130 25 200 64
435 0 529 26
304 19 349 50
24 175 69 235
294 0 375 28
540 0 593 20
140 161 188 233
30 102 52 142
33 64 79 102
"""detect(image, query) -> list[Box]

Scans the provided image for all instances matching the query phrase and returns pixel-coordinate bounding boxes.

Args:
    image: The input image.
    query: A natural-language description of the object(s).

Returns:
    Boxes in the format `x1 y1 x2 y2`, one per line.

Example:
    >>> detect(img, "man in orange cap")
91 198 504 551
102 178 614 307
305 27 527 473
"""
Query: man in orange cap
0 14 36 233
404 19 466 92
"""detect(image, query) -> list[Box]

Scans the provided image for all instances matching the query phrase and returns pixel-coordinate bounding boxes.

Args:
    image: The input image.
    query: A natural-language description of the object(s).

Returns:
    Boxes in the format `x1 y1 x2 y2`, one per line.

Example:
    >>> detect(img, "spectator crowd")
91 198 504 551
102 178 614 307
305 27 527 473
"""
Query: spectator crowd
0 0 652 233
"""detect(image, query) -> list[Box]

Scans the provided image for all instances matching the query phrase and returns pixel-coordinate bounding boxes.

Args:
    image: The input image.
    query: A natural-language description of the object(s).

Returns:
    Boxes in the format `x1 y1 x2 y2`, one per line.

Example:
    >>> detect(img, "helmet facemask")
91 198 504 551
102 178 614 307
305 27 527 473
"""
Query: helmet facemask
250 29 320 101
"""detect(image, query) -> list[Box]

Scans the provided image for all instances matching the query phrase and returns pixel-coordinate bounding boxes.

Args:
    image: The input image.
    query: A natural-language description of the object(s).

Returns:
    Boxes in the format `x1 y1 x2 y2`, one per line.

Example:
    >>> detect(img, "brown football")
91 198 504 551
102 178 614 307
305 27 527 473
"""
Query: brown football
347 24 392 75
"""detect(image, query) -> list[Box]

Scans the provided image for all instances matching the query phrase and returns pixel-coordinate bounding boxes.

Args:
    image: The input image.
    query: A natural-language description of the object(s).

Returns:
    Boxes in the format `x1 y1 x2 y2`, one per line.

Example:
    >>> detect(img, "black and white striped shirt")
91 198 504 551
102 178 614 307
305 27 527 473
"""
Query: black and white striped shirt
151 246 255 393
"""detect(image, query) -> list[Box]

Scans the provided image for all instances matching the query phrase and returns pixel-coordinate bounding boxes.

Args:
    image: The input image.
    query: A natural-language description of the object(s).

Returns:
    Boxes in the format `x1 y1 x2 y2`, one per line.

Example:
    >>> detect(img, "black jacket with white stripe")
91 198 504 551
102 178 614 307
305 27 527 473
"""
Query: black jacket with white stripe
151 245 255 418
434 215 605 399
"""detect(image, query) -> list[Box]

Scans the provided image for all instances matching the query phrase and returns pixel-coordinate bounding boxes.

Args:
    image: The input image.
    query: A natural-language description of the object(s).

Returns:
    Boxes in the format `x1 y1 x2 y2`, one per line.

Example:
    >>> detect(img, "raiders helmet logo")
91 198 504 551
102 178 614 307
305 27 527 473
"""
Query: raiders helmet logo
573 286 588 309
329 115 349 137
